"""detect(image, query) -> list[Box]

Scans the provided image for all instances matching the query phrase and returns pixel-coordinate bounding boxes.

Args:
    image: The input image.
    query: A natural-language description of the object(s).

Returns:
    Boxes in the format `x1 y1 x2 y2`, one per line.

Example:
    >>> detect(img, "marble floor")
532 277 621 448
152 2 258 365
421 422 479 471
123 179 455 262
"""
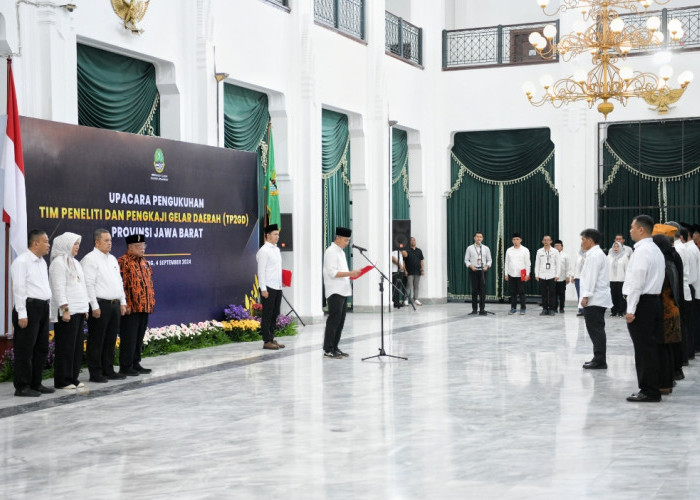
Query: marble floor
1 302 700 499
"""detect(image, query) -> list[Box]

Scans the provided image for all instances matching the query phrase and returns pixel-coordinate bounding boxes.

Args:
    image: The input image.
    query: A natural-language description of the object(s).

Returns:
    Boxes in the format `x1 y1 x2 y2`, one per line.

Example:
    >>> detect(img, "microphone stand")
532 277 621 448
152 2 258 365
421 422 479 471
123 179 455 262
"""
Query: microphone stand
355 248 407 361
281 292 305 327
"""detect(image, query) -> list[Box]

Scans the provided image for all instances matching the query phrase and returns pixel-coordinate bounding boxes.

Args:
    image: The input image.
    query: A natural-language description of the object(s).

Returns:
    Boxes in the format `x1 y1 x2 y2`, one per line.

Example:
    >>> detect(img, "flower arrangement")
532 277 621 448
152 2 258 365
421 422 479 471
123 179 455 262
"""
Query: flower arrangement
224 304 251 320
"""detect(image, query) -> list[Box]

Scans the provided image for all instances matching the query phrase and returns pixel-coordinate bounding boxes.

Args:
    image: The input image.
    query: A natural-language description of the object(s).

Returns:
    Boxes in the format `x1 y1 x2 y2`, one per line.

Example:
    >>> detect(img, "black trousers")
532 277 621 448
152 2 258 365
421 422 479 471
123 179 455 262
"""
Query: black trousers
539 278 556 311
583 305 607 364
12 299 49 391
658 343 674 390
53 313 85 387
693 294 700 352
469 269 486 312
324 294 347 352
680 299 692 363
554 281 566 311
508 277 526 310
627 295 662 398
260 287 282 343
610 282 626 316
87 299 121 378
392 272 407 306
119 312 150 369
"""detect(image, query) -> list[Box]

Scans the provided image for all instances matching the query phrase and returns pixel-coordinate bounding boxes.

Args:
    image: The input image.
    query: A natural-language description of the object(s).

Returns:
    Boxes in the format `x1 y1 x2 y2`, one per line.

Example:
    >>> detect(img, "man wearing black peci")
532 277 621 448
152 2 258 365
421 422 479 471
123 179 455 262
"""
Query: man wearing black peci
322 227 361 358
256 224 284 351
623 215 666 402
464 231 492 315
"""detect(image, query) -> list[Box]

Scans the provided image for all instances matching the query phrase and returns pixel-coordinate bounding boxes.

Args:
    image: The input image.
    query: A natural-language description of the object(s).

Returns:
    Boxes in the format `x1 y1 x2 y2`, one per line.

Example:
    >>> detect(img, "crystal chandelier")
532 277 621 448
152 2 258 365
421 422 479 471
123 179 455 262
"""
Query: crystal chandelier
522 0 694 118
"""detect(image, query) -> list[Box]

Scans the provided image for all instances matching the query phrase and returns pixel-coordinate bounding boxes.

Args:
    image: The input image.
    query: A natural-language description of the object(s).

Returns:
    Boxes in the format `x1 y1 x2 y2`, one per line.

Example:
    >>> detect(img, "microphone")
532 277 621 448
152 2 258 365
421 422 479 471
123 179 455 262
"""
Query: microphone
352 244 367 252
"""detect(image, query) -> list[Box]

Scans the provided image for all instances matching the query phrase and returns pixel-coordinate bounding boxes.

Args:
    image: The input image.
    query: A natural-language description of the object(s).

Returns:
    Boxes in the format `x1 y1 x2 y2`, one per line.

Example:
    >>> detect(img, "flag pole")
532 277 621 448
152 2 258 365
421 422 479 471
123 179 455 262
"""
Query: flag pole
3 59 10 337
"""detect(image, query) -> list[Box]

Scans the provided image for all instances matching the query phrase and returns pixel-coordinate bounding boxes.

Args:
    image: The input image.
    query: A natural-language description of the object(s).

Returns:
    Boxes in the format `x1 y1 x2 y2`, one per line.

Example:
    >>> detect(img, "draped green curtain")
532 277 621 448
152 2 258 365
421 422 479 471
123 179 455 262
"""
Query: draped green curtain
447 128 557 300
223 83 271 235
392 128 410 220
77 44 160 136
599 119 700 247
322 109 352 298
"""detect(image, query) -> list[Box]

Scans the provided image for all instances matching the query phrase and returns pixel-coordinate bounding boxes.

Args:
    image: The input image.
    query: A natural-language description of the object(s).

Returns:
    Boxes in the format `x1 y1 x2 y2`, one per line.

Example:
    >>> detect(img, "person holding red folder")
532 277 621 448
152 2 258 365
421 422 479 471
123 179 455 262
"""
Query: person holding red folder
323 227 362 358
504 233 531 315
257 224 285 350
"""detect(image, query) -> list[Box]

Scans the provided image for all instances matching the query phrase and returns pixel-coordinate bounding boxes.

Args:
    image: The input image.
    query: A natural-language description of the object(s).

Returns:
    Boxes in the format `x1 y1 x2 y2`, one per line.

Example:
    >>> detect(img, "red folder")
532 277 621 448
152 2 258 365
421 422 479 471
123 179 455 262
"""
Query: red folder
282 269 292 287
520 269 527 280
350 265 375 280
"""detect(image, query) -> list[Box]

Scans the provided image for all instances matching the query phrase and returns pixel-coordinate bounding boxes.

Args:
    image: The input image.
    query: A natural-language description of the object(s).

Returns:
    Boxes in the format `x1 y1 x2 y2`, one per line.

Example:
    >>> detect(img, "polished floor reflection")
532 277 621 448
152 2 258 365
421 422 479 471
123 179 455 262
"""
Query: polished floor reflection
2 302 700 499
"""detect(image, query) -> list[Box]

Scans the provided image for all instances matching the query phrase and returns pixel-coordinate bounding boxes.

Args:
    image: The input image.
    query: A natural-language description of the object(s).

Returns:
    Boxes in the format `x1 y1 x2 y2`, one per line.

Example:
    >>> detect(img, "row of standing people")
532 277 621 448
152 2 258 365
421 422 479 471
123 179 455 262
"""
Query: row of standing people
10 229 154 397
578 217 700 402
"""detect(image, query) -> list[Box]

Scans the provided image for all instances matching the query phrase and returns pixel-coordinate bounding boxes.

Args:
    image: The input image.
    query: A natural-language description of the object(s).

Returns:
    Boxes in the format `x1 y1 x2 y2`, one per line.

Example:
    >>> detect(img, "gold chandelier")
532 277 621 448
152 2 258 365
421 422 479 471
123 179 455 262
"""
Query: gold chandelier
522 0 694 118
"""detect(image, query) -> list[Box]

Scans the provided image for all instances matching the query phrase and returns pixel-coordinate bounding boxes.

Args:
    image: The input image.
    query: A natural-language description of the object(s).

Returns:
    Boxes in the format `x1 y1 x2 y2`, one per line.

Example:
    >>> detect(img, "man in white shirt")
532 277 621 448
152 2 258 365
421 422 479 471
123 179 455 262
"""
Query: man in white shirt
81 229 127 383
323 227 361 358
578 229 613 369
685 223 700 354
622 215 665 402
535 235 560 316
615 233 634 257
504 233 530 315
10 230 55 397
553 240 573 313
464 231 492 315
668 223 693 366
391 248 406 308
257 224 284 351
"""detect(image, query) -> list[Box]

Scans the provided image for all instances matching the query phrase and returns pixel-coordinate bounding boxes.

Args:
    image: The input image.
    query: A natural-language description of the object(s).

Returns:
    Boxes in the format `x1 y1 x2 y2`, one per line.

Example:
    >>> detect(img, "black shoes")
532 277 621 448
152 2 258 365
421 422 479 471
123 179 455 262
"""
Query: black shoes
626 392 661 402
119 368 140 376
479 311 488 316
105 373 126 380
324 351 342 359
582 361 607 369
33 385 55 394
134 364 152 374
89 375 108 383
674 370 685 381
335 349 350 358
15 387 41 397
468 311 478 315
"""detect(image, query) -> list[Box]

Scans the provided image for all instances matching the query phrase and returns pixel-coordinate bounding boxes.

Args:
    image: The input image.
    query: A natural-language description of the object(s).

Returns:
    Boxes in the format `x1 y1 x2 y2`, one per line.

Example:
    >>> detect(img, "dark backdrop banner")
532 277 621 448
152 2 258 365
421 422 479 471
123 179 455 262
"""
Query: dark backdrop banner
21 117 258 327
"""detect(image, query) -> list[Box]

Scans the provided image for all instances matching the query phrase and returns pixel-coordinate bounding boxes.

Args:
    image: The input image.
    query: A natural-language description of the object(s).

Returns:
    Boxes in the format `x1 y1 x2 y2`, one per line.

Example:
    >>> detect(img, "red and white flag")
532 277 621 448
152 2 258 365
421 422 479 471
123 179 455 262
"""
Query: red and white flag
2 59 27 256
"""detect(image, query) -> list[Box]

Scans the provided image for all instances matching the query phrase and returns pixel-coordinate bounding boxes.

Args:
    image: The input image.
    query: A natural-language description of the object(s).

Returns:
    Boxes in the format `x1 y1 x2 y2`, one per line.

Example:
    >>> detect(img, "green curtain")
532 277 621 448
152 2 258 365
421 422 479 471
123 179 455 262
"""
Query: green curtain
599 119 700 248
322 109 352 302
392 128 410 220
223 83 271 235
77 44 160 136
447 128 557 300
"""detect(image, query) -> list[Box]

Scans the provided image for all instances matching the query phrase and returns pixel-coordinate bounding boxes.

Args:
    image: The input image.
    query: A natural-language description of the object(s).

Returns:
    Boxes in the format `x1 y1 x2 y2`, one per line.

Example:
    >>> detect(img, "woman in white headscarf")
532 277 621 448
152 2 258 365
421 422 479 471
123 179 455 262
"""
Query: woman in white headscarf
49 232 90 390
607 241 629 317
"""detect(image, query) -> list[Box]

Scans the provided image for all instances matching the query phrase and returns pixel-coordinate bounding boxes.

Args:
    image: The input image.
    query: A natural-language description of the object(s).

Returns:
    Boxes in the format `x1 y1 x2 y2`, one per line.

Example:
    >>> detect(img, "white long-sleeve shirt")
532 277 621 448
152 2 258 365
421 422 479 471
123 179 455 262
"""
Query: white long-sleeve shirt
464 244 492 270
80 248 126 310
607 252 629 282
256 242 282 292
535 247 560 280
579 245 613 308
323 242 352 298
556 251 573 281
574 249 586 279
622 237 665 314
504 246 530 278
673 239 692 301
10 249 52 320
685 240 700 291
49 257 90 321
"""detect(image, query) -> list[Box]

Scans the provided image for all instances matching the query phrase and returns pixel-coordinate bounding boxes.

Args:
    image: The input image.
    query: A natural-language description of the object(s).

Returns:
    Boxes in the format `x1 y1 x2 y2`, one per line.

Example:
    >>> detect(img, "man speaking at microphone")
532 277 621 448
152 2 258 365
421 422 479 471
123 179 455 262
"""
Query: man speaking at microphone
323 227 362 359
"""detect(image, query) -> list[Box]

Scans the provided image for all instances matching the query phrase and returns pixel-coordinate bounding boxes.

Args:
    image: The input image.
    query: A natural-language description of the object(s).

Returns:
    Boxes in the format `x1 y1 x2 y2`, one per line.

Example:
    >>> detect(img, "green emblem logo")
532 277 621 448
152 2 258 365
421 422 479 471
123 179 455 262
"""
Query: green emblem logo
154 148 165 173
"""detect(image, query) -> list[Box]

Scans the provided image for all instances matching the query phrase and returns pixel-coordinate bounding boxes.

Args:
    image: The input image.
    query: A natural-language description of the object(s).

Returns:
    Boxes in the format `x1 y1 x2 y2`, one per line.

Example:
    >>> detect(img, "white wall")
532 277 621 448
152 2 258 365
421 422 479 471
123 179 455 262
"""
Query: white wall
1 0 699 326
